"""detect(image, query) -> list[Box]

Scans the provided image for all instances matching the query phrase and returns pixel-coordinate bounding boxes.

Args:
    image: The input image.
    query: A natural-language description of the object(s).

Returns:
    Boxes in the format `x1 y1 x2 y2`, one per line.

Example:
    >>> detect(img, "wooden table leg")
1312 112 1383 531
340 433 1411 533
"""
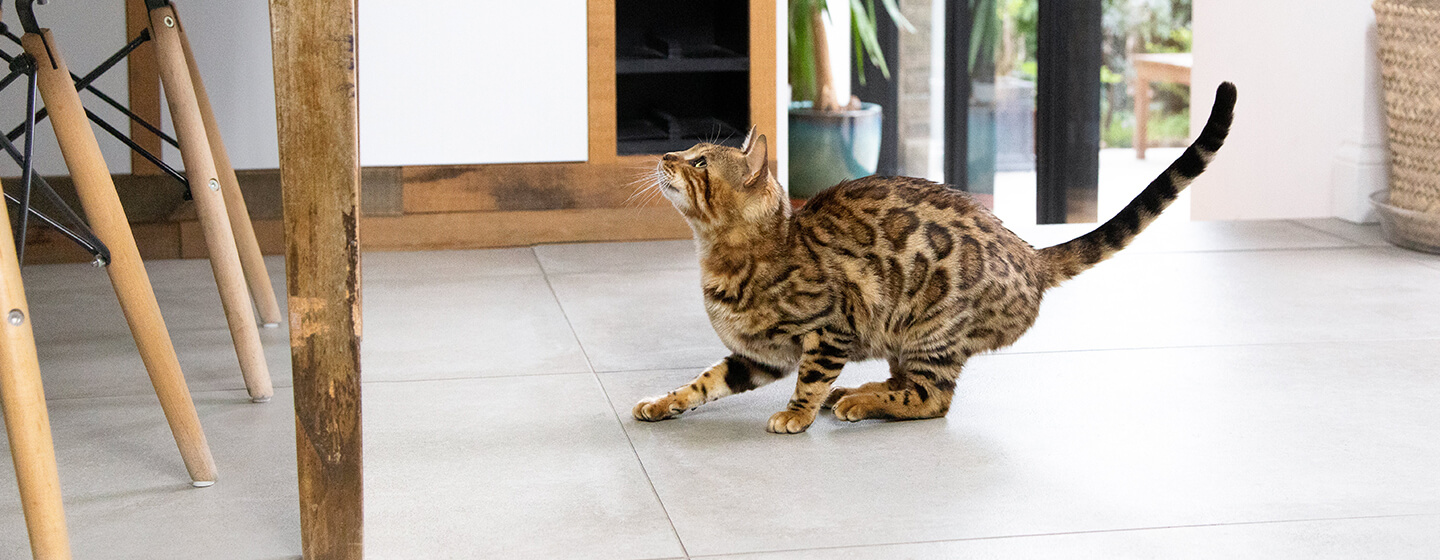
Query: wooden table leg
147 7 274 402
24 30 217 485
1 184 72 560
270 0 364 556
172 7 284 328
1134 68 1151 160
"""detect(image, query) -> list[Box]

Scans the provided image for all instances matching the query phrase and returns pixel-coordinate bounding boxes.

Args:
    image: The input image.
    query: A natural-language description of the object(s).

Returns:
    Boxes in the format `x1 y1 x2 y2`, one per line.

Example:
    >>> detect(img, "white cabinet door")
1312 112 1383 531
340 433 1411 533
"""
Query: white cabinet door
357 0 589 166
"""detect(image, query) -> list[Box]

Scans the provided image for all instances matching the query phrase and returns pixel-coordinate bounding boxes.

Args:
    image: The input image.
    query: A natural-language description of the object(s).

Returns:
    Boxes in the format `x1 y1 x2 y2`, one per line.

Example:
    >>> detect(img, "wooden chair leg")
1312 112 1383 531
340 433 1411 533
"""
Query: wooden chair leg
173 8 283 328
24 30 219 484
146 7 274 402
1 184 72 560
1135 72 1151 160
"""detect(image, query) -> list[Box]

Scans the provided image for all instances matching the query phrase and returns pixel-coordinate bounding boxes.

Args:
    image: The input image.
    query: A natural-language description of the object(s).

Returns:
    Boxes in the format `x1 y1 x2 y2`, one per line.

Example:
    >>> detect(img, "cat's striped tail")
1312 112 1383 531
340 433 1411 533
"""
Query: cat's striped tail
1038 82 1237 287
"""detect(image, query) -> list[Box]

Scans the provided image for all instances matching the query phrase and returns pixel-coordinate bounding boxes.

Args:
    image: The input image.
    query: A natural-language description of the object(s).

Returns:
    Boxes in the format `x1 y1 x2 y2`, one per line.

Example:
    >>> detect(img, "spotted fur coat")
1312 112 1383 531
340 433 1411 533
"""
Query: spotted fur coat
633 83 1237 433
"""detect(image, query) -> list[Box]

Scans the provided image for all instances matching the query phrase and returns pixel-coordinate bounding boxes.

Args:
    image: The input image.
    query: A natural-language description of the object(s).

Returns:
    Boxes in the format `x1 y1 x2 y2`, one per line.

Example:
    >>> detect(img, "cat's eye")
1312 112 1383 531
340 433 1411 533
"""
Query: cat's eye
691 157 707 168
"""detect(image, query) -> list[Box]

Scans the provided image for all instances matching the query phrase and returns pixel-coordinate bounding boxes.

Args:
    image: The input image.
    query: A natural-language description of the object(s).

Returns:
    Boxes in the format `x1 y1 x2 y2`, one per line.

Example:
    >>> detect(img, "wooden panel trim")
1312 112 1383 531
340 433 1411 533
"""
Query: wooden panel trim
26 205 691 262
588 0 618 163
401 155 661 214
363 206 689 251
750 0 778 139
174 206 690 258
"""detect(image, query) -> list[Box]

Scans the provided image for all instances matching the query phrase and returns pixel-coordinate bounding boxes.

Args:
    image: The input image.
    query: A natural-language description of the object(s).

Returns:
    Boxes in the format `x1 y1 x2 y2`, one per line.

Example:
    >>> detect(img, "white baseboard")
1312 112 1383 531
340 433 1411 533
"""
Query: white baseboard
1330 141 1388 224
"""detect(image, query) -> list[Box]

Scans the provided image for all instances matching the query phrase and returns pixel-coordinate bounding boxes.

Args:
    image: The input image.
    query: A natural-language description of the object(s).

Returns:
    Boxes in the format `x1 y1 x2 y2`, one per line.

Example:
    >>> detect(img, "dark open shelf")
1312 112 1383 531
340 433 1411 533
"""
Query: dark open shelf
616 56 749 74
617 112 745 155
616 71 748 155
617 36 748 74
616 0 749 155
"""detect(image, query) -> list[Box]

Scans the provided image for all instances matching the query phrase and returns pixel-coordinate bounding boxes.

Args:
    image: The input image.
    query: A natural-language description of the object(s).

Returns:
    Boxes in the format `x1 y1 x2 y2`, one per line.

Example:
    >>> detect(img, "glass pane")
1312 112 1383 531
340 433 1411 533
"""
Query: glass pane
990 0 1040 225
985 0 1194 226
1097 0 1193 225
895 0 947 183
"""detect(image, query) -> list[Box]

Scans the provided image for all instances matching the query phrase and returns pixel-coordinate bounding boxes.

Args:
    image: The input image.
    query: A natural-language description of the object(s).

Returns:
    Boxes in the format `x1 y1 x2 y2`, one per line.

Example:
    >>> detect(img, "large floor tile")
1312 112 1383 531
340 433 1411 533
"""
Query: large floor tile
35 326 293 400
535 240 698 275
712 514 1440 559
17 261 116 294
1292 217 1389 247
547 269 728 373
25 277 136 343
1007 247 1440 354
0 389 301 560
363 248 542 283
23 256 289 343
1007 219 1358 254
1381 245 1440 272
599 340 1440 556
364 374 684 560
362 273 590 381
23 257 295 401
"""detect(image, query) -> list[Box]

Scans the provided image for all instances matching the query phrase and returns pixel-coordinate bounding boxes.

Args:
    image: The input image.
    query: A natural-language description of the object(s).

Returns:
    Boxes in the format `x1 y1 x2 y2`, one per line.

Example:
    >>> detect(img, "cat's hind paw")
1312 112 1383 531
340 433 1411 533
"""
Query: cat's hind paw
821 387 852 409
832 393 890 422
767 409 816 434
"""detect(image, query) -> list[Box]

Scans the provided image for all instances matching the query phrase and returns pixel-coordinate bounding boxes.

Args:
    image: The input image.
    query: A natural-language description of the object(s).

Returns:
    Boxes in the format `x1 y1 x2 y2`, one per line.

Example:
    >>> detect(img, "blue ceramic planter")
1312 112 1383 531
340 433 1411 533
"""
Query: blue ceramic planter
787 101 882 198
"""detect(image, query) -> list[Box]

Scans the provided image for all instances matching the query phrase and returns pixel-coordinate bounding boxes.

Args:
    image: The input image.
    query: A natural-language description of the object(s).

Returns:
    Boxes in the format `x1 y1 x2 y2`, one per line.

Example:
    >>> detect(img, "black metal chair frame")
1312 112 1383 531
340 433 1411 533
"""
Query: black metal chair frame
1 0 195 266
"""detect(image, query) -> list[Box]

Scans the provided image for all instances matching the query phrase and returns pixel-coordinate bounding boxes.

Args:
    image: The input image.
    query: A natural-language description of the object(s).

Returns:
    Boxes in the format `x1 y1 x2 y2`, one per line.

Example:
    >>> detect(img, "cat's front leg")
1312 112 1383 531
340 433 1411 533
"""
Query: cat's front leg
767 330 851 434
633 354 788 421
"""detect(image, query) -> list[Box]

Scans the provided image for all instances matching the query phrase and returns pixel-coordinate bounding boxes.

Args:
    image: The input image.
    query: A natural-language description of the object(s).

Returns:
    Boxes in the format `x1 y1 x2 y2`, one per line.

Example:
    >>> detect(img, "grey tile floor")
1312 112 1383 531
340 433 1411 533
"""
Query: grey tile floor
2 218 1438 559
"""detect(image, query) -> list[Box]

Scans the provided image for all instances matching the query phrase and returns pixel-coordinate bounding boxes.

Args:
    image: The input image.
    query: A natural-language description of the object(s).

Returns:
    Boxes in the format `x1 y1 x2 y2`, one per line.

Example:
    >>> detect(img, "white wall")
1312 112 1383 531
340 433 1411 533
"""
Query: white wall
180 0 590 168
164 0 280 170
1190 0 1386 222
0 3 130 176
356 0 588 166
775 0 790 183
5 1 786 173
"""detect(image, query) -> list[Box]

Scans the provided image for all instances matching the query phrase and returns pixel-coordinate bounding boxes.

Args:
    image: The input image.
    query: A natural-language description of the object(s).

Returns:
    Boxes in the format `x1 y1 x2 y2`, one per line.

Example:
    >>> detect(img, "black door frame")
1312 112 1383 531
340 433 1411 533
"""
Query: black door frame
1035 0 1101 223
942 0 970 188
942 0 1101 224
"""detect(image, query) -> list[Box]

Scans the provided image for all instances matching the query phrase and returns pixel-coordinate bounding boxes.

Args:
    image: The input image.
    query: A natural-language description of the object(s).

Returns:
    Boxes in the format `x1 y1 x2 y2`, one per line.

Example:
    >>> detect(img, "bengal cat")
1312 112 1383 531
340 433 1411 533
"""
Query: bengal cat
633 82 1237 434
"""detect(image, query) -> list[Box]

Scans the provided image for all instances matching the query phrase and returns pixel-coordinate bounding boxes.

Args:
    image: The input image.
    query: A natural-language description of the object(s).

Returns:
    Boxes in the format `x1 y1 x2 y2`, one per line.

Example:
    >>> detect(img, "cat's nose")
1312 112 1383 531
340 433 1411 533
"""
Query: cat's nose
662 152 681 163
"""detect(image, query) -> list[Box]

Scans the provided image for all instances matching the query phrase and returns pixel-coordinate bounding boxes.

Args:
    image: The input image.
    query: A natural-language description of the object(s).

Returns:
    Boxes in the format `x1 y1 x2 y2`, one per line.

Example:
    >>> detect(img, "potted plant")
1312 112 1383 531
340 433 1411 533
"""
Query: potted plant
787 0 912 198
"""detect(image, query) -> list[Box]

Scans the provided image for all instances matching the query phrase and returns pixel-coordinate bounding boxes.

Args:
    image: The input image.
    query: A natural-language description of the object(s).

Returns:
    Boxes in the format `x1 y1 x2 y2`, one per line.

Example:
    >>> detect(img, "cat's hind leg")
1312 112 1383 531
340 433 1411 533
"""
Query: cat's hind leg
832 350 963 422
633 354 788 421
823 357 909 408
822 380 894 408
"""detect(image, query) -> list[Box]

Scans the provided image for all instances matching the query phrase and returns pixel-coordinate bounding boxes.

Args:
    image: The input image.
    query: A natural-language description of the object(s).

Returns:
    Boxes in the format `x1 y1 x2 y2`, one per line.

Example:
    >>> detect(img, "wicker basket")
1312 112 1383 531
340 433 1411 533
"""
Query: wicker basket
1374 0 1440 215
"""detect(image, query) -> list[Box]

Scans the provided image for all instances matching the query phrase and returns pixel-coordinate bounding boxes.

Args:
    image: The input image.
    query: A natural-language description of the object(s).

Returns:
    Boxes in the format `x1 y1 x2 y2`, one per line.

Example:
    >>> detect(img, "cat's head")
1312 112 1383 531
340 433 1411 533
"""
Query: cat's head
656 126 785 227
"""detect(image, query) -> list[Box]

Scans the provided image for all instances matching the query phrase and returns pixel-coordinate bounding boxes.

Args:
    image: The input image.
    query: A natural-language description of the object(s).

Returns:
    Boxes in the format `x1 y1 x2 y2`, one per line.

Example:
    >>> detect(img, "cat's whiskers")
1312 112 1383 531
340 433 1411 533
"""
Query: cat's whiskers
622 168 672 208
621 172 661 207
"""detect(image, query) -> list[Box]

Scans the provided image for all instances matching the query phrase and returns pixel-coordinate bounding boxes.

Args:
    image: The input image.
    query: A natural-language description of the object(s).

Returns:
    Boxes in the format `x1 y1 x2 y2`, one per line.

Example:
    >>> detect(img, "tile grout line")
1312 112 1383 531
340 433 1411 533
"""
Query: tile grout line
1285 218 1376 247
985 335 1440 358
1288 219 1440 270
1110 244 1384 257
582 335 1440 377
685 512 1440 558
537 251 693 560
40 370 616 404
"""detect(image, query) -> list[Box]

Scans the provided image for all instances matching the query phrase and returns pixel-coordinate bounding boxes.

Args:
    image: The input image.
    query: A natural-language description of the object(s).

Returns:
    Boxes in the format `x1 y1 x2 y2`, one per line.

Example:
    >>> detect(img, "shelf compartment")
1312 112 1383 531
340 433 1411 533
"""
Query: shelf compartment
615 72 749 155
617 35 749 74
615 0 749 155
617 111 745 155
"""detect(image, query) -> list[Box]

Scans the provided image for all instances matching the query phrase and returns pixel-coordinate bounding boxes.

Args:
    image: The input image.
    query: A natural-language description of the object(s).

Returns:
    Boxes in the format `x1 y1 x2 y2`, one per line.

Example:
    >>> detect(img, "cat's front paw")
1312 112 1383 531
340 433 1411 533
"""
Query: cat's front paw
767 409 817 434
633 393 688 422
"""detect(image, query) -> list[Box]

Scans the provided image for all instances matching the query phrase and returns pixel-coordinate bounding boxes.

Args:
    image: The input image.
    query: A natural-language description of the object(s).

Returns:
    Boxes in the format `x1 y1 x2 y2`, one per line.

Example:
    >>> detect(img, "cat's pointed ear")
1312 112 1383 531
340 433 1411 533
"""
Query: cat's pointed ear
741 124 759 153
742 132 769 188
